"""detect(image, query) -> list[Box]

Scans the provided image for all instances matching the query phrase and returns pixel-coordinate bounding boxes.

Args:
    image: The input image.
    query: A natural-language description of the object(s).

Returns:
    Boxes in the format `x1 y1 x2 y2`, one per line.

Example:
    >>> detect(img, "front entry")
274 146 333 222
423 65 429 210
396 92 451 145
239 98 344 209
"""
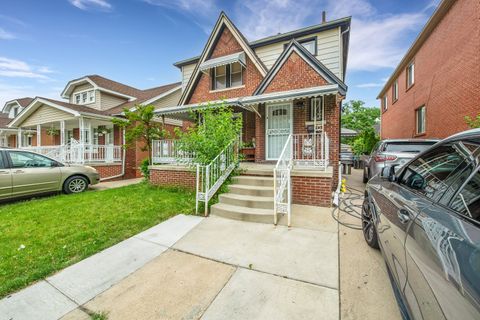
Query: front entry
266 102 292 160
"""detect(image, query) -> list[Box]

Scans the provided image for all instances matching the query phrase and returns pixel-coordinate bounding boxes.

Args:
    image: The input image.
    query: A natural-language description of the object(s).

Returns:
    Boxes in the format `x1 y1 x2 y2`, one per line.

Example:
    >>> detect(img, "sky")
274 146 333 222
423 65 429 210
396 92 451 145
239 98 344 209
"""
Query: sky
0 0 440 108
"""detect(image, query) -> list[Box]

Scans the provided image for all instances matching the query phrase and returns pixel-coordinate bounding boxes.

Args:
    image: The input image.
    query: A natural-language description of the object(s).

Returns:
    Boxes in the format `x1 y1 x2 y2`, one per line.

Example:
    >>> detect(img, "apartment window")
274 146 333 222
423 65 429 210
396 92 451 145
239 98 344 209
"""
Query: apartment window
74 90 95 105
283 37 317 55
211 62 244 90
383 95 388 111
310 97 323 121
392 80 398 102
416 105 426 134
407 61 415 88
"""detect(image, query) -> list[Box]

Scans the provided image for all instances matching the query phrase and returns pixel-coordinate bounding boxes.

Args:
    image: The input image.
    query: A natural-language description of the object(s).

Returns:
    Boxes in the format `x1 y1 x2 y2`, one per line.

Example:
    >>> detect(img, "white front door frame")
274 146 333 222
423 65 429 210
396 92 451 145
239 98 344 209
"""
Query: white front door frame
265 101 293 161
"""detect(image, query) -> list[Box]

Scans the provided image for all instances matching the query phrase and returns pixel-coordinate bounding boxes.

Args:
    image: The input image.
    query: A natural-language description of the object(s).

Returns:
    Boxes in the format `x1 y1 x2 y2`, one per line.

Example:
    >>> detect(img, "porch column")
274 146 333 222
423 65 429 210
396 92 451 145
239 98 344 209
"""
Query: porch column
17 128 22 148
60 120 65 146
36 125 41 146
78 117 84 144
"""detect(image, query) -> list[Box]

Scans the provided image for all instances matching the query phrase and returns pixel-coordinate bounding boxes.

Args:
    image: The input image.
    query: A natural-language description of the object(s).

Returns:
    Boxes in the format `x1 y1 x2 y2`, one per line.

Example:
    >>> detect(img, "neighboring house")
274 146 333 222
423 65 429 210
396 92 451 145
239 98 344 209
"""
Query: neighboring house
378 0 479 139
0 98 33 147
5 75 183 179
151 11 351 211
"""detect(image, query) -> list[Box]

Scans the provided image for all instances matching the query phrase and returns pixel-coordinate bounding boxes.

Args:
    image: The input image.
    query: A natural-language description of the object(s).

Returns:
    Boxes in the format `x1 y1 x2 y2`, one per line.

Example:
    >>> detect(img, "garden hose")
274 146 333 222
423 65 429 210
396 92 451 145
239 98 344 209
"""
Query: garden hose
331 184 364 230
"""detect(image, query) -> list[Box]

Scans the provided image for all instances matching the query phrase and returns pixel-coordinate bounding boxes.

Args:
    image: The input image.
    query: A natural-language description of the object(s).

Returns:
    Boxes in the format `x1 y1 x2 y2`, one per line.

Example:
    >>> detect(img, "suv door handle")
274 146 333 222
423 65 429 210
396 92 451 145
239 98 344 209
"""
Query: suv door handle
397 209 411 224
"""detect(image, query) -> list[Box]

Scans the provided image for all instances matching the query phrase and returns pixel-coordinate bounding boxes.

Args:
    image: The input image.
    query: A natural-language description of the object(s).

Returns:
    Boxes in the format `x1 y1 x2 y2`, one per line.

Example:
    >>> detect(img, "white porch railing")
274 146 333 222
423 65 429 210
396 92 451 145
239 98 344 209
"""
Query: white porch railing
21 144 122 164
292 132 329 170
274 134 293 226
152 139 195 164
196 139 239 216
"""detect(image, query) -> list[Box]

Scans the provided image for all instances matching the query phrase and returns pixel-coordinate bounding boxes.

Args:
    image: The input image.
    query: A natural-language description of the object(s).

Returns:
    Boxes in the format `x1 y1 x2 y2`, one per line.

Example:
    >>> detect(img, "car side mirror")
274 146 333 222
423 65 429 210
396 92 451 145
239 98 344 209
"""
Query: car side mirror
381 165 397 182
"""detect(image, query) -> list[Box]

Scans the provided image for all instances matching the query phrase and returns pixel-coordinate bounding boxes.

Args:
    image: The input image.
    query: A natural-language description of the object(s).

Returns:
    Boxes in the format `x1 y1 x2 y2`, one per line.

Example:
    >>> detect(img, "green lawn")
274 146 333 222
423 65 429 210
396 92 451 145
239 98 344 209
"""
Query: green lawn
0 182 195 298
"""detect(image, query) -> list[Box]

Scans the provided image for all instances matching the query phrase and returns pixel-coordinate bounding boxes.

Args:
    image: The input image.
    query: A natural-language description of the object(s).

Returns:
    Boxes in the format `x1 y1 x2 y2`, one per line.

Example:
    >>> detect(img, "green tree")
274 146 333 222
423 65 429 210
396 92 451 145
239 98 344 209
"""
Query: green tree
465 114 480 129
342 100 380 155
112 104 166 165
175 102 242 165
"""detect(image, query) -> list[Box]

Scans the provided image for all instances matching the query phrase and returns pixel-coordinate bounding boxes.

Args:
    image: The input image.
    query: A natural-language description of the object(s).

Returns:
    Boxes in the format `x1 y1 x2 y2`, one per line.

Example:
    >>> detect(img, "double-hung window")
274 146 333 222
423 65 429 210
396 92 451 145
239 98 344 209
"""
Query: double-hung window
383 95 388 111
74 90 95 105
392 80 398 102
416 105 426 134
407 61 415 88
211 62 244 90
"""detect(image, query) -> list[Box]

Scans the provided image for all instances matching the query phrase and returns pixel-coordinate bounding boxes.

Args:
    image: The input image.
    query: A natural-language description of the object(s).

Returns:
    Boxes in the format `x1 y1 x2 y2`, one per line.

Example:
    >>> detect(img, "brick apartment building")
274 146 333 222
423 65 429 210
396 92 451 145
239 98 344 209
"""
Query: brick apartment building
378 0 479 139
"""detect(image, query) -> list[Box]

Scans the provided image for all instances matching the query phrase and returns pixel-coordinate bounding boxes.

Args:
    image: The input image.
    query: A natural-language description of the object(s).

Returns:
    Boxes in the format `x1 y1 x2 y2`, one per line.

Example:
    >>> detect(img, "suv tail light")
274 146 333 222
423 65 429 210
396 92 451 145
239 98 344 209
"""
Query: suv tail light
374 154 397 162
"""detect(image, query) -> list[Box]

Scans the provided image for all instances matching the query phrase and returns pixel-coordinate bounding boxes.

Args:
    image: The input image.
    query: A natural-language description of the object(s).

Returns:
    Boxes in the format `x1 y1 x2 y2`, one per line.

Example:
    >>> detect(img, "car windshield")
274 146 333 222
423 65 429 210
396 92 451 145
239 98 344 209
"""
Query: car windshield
384 142 436 153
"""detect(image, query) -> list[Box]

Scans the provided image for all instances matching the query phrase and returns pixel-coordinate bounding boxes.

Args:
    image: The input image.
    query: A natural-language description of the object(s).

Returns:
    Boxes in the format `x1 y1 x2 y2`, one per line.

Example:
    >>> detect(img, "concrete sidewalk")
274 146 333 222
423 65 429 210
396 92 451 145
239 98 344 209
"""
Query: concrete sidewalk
0 214 204 320
89 178 143 191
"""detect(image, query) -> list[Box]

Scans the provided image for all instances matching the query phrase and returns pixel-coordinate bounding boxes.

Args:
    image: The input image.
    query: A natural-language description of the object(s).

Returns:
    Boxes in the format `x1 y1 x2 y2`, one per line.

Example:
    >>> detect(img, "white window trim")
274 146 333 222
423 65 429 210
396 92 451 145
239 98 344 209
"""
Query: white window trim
73 89 96 105
212 62 244 91
393 80 398 102
407 62 415 88
383 95 388 111
416 106 426 134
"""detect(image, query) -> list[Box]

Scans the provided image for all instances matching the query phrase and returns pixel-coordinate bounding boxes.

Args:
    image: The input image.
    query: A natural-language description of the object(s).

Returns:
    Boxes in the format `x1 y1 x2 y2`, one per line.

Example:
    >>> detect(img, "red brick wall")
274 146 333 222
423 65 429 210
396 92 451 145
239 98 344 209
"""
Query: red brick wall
255 104 266 161
264 51 328 94
187 27 264 104
325 95 340 189
380 0 479 139
149 168 196 190
292 175 333 207
90 164 123 179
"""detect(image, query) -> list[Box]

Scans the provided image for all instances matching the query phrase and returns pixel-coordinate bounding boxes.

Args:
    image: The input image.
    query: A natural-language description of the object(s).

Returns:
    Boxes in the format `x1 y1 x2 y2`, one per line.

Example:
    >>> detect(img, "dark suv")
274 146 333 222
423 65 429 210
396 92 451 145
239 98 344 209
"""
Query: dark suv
362 129 480 320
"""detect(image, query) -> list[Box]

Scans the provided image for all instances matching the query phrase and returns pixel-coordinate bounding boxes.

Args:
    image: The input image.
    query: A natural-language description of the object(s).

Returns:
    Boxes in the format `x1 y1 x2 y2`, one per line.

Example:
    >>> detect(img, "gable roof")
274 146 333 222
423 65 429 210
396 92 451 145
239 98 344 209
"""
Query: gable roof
178 11 268 105
2 97 34 113
254 39 347 95
8 97 112 128
173 16 351 69
61 74 143 99
106 82 181 115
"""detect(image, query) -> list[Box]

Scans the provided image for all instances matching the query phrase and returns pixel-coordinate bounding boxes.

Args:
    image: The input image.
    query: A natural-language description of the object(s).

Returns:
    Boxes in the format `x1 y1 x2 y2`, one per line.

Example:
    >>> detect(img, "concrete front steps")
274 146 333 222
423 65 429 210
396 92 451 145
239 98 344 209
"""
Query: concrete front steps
210 176 275 224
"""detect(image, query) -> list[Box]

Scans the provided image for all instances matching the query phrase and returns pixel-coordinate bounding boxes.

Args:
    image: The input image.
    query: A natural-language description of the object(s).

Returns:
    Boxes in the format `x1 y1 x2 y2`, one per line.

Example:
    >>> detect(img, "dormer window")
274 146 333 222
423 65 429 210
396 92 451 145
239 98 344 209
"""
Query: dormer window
211 62 244 91
74 90 95 105
284 37 317 55
13 107 19 117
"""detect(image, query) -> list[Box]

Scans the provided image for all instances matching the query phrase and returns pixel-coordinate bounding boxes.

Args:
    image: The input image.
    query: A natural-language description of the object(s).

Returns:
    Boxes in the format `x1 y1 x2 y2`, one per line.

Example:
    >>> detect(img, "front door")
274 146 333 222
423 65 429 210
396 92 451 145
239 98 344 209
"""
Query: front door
266 102 292 160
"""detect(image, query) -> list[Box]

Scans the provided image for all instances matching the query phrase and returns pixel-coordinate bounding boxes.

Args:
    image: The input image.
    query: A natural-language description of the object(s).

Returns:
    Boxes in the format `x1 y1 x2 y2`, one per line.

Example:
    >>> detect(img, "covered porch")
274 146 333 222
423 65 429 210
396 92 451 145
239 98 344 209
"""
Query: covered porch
8 97 123 164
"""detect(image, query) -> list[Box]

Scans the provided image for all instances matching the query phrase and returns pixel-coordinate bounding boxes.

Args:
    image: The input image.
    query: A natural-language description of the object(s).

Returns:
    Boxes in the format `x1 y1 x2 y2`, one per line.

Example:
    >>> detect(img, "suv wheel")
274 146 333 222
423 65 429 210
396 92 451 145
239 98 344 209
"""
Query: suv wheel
64 175 89 194
361 197 379 249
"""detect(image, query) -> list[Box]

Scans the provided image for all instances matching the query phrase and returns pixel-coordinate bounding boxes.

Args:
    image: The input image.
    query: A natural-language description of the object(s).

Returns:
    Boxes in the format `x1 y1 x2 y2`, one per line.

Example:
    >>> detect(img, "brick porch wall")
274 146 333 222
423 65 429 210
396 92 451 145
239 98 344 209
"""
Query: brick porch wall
149 167 196 190
292 175 333 207
90 164 123 180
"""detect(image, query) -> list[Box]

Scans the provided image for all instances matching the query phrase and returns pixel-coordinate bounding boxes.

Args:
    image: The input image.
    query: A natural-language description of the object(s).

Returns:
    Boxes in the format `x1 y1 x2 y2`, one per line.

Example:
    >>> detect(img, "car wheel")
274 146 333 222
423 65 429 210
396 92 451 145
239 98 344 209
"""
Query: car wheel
363 168 369 183
361 197 379 249
63 176 89 194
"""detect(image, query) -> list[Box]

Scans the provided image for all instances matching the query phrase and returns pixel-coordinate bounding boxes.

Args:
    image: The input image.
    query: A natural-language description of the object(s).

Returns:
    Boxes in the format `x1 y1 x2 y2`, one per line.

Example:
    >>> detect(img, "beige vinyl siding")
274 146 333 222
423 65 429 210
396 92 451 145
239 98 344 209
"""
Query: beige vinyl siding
69 83 95 103
181 64 196 91
20 105 73 127
100 92 128 110
150 89 181 109
254 27 342 78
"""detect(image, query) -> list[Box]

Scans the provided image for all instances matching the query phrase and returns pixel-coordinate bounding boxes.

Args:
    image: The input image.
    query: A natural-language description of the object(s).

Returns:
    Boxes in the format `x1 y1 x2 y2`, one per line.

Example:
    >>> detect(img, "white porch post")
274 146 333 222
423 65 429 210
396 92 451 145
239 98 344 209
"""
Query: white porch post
87 120 92 162
60 121 66 146
79 117 85 163
36 125 41 146
17 128 22 148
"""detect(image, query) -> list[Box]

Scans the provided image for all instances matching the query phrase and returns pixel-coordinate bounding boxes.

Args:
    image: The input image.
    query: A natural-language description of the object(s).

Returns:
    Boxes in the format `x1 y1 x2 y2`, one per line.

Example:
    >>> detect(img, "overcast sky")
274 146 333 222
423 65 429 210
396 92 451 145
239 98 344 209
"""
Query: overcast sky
0 0 440 108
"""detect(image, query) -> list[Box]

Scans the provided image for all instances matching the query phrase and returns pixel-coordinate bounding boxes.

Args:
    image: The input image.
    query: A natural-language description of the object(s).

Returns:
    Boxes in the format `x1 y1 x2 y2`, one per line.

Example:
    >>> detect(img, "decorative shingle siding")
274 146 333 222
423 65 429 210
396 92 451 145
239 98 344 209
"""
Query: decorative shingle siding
263 51 329 94
381 0 479 139
187 27 264 104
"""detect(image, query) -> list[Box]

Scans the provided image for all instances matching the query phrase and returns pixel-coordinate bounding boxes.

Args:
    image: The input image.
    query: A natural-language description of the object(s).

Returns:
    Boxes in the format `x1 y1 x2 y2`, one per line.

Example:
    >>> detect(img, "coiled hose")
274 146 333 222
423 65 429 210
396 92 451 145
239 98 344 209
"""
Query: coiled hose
332 186 365 230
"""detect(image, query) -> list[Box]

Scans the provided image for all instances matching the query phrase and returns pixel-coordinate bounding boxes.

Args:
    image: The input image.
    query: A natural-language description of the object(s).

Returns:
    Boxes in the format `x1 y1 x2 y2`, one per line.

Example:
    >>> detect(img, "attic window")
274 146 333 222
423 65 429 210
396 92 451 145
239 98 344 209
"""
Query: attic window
74 90 95 105
211 62 244 91
283 37 317 55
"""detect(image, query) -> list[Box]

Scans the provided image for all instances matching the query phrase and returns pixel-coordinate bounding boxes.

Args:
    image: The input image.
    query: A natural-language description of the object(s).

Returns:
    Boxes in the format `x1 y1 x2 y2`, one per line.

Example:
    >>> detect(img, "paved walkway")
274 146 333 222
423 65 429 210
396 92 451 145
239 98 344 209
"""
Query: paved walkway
0 207 339 320
89 178 143 191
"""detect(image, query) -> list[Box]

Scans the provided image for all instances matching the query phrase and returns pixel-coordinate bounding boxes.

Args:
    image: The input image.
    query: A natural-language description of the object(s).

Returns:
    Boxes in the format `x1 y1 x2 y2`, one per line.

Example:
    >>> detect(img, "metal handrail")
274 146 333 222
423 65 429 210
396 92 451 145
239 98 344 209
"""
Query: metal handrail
274 134 293 226
196 139 239 216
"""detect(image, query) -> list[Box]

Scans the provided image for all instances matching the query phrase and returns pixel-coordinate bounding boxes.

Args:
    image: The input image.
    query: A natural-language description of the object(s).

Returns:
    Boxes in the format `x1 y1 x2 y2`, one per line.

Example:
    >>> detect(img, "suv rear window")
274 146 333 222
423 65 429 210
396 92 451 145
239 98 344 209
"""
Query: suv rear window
383 142 436 153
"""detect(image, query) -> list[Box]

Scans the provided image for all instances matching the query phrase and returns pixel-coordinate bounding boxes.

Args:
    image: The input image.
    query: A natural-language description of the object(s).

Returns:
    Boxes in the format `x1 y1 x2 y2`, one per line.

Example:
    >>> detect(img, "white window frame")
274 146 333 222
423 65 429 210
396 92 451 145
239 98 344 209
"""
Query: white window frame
383 95 388 111
230 62 243 88
74 89 96 105
407 61 415 88
392 80 398 102
416 105 426 134
212 62 244 91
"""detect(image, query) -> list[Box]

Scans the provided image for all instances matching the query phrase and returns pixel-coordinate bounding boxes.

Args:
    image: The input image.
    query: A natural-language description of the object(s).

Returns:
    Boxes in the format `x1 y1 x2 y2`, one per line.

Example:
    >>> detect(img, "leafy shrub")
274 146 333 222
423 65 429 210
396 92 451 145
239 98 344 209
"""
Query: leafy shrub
140 158 150 179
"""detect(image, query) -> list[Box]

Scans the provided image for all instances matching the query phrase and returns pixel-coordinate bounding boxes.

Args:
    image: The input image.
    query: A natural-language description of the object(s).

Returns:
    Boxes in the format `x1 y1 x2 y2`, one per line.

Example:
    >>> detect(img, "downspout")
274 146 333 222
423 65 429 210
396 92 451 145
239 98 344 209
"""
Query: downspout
100 127 126 181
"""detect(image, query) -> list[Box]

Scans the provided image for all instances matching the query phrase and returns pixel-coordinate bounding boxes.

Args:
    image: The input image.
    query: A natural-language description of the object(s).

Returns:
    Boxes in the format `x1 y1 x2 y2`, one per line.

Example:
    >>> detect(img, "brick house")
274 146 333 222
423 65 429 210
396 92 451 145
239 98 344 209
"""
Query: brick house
150 12 351 221
378 0 480 139
3 75 184 179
